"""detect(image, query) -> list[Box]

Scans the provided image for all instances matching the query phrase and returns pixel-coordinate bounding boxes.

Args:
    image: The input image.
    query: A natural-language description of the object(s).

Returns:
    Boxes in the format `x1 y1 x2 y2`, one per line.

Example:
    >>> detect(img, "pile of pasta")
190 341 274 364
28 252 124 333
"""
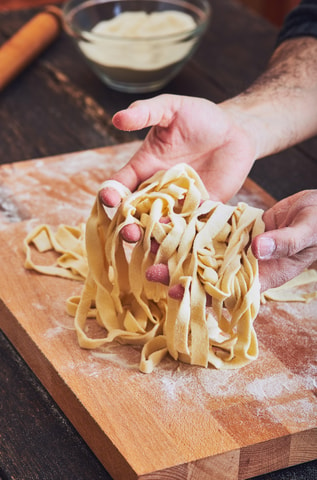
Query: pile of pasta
24 164 317 373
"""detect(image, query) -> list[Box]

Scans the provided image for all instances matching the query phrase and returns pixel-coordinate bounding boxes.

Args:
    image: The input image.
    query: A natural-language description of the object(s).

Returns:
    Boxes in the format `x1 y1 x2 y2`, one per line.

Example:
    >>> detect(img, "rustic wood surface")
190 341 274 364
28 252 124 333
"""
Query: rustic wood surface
0 143 316 480
0 1 316 479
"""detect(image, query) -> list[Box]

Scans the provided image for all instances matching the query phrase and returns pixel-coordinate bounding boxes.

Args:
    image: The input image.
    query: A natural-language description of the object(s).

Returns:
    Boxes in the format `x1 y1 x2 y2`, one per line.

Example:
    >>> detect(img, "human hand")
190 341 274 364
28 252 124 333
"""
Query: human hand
101 94 257 208
145 191 317 298
252 190 317 292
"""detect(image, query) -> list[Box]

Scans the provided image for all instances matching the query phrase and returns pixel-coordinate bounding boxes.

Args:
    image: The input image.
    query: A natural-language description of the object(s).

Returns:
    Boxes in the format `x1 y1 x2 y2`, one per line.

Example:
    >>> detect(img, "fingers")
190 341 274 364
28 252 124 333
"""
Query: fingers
110 94 256 202
252 190 317 290
168 284 185 300
253 200 317 262
112 100 155 131
99 158 156 206
146 263 170 285
252 221 316 261
108 95 184 192
146 267 212 305
258 250 317 292
110 94 211 193
150 238 160 254
112 94 181 131
146 265 185 301
99 179 131 208
120 224 142 243
104 163 143 195
99 187 121 208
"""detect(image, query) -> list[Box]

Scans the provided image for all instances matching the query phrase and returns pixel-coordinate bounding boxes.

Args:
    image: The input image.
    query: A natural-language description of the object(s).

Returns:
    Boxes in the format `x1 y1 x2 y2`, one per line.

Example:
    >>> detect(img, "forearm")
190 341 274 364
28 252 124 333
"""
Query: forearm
221 36 317 160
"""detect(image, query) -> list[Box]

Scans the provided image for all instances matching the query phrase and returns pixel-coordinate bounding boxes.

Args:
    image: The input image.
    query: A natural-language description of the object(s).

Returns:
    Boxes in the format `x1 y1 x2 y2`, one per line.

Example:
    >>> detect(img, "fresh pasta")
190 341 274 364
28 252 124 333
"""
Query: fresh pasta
73 164 265 372
24 223 87 281
24 164 317 373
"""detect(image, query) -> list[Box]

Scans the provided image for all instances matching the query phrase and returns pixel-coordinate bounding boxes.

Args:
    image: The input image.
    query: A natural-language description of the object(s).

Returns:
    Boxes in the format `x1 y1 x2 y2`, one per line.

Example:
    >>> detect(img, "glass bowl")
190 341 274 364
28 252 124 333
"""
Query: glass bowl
62 0 211 93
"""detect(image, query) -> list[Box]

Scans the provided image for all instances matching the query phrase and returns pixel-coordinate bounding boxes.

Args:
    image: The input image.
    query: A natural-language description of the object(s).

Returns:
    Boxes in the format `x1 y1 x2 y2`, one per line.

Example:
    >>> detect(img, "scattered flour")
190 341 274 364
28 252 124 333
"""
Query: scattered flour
32 302 46 311
268 397 317 432
91 348 140 370
44 325 65 339
246 373 296 402
0 185 25 223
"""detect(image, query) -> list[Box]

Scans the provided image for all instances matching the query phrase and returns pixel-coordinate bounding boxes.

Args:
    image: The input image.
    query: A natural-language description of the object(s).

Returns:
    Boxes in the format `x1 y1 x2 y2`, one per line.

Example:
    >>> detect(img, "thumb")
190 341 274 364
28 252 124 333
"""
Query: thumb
252 191 317 261
252 215 316 261
251 213 317 291
112 94 180 131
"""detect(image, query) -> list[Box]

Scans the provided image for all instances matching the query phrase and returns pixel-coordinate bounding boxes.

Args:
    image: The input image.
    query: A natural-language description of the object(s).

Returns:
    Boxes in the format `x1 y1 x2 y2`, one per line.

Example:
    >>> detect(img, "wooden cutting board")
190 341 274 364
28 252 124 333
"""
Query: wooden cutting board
0 141 316 480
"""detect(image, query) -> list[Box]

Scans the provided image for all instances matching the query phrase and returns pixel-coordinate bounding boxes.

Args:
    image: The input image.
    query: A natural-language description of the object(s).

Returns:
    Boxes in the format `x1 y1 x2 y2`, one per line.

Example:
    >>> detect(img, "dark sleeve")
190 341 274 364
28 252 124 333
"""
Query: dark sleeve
277 0 317 45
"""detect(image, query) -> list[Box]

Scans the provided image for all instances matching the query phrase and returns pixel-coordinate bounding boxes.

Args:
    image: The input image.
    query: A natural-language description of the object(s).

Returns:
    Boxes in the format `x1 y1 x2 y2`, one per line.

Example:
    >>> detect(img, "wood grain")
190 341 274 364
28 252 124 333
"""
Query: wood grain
0 142 316 480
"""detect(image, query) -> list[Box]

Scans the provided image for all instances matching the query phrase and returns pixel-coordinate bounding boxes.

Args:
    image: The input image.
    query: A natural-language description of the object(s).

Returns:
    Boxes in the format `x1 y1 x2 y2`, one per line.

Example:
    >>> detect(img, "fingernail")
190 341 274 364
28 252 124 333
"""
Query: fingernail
257 237 276 259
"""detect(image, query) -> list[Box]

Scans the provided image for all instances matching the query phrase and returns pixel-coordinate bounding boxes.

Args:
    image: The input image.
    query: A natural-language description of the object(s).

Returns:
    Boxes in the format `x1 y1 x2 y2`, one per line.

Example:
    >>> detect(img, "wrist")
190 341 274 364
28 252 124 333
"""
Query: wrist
220 96 272 160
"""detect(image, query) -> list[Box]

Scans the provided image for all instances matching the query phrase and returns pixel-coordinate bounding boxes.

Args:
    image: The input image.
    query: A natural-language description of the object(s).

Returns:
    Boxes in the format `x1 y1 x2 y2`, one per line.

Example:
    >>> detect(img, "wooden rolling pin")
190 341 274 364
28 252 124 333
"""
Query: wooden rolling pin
0 6 62 91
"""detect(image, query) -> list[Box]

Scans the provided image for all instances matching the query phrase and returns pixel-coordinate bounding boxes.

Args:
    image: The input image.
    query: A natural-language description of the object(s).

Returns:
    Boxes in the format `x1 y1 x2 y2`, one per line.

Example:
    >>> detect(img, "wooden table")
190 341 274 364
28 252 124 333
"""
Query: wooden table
0 1 316 479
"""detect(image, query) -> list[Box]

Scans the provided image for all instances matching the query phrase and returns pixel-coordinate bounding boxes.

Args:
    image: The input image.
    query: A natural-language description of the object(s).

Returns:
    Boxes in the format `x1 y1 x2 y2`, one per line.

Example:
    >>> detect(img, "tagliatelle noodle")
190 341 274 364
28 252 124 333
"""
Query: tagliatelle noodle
262 269 317 303
71 164 266 372
24 223 87 280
